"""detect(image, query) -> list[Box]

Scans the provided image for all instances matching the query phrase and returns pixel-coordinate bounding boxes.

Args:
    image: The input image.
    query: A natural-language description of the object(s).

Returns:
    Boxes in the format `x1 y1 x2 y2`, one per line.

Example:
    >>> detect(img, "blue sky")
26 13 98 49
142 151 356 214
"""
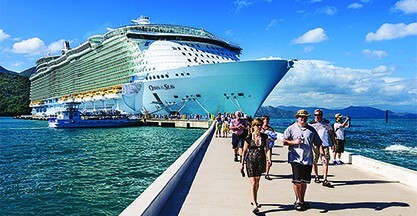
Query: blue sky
0 0 416 113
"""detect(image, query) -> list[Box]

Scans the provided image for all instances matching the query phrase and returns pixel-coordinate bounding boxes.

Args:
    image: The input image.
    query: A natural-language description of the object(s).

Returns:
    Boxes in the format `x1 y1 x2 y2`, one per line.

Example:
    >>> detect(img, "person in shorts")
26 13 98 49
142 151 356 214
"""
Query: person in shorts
230 111 248 162
333 113 350 164
309 109 335 187
283 109 323 211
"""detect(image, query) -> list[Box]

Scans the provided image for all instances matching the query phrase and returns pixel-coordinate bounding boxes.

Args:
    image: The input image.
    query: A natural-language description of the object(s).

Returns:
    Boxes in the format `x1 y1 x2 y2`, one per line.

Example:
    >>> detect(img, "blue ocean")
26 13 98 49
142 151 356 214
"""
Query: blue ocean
1 117 417 215
0 117 205 215
269 117 417 171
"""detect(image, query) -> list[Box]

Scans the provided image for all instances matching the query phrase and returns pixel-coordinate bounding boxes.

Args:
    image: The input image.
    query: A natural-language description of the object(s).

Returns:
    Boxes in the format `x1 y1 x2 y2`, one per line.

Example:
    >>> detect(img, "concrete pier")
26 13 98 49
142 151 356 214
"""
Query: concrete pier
122 126 417 215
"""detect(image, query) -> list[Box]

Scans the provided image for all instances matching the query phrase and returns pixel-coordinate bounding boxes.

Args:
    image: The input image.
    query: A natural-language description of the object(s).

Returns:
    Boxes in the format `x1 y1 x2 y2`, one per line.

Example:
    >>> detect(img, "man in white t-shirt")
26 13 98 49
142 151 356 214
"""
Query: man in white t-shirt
309 109 336 187
333 113 350 164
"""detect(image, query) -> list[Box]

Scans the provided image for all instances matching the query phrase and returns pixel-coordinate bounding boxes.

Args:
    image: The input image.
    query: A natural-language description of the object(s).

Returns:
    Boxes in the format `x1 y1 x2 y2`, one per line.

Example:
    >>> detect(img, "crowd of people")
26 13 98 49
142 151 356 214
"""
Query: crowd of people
218 109 350 213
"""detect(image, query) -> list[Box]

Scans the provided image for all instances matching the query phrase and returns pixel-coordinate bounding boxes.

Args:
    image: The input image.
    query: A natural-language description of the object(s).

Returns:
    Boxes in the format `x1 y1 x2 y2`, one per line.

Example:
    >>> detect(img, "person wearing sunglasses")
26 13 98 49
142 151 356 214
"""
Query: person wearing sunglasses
240 118 271 214
309 109 335 187
283 109 323 211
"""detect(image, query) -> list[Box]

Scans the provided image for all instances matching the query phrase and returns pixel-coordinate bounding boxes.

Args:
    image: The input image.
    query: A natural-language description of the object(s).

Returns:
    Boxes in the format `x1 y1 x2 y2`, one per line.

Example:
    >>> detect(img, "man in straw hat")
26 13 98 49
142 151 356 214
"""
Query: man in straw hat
283 109 324 211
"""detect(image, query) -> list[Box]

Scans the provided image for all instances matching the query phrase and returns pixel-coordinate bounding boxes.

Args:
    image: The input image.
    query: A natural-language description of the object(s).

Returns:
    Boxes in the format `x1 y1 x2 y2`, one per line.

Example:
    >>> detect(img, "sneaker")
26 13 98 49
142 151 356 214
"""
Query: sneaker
234 156 239 162
336 160 342 165
332 160 337 165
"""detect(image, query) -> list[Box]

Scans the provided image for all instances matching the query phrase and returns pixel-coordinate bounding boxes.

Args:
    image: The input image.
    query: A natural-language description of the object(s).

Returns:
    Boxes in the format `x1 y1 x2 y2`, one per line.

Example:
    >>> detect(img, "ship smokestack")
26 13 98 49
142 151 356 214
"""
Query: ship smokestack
61 40 70 55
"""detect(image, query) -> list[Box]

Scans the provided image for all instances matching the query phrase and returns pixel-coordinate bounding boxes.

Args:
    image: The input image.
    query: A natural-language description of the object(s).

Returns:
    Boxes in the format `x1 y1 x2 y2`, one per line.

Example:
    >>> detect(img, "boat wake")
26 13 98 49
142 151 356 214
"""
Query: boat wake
384 144 417 155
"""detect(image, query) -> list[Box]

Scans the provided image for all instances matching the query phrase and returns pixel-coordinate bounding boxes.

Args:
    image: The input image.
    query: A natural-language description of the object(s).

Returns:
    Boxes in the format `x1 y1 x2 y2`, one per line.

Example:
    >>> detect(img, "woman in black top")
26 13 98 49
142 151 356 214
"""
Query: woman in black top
240 118 271 213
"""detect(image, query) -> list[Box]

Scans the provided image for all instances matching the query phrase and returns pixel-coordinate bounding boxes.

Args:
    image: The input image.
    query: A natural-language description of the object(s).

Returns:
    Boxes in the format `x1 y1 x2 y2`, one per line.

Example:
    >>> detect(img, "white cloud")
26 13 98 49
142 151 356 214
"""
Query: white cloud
264 60 417 112
304 46 314 52
394 0 417 14
292 28 328 44
225 29 234 37
0 29 10 42
361 49 388 60
266 19 277 30
47 39 65 53
317 6 337 15
347 2 363 9
11 37 46 55
11 38 66 56
234 0 253 13
366 22 417 42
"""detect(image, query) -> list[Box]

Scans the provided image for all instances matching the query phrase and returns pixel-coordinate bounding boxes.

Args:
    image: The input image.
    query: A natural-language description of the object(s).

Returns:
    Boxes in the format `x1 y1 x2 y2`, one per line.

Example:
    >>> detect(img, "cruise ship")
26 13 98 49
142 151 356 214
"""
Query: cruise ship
30 16 294 117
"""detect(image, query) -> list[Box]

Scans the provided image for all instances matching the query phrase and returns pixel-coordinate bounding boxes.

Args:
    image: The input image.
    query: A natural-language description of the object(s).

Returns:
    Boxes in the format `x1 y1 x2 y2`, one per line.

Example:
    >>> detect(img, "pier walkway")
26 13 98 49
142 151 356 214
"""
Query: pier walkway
161 134 417 215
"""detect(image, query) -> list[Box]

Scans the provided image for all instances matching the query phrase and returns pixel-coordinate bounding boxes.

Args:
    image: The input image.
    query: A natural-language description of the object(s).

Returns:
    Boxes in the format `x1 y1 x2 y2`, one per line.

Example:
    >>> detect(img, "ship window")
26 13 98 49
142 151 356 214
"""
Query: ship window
153 76 156 79
172 47 177 50
184 48 187 51
176 73 179 76
178 47 181 50
174 95 178 98
182 52 186 56
188 53 192 56
238 93 244 96
196 94 201 97
145 41 150 46
165 74 169 78
188 59 191 62
157 75 160 79
186 73 190 75
201 60 204 63
181 73 184 76
201 54 204 57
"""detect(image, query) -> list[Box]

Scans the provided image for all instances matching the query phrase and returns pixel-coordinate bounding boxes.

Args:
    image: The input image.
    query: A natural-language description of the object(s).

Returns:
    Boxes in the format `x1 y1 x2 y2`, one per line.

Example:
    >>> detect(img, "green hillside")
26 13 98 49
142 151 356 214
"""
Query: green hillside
0 72 31 116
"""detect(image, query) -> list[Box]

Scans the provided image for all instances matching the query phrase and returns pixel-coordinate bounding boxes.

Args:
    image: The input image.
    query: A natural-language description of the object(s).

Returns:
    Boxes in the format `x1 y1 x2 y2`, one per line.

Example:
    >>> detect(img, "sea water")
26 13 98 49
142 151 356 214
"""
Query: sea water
0 117 205 215
2 117 417 215
269 117 417 171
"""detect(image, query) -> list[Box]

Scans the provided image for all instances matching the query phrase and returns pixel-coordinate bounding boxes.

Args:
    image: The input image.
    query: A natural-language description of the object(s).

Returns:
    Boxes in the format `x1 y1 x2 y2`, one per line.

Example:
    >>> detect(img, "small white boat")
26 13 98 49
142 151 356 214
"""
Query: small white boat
48 102 138 128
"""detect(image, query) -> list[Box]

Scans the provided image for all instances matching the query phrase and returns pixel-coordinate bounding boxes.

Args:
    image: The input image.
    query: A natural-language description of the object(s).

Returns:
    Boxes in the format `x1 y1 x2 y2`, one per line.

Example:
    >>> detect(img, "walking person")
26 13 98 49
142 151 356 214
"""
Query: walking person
333 113 350 164
283 109 323 211
215 113 222 138
309 109 335 187
261 115 277 180
230 111 248 162
222 116 230 138
240 118 271 214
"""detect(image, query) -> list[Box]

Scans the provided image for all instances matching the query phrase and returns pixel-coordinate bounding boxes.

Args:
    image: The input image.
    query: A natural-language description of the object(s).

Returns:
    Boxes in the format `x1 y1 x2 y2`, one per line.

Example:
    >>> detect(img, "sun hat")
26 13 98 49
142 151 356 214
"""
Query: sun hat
335 113 343 119
294 109 310 117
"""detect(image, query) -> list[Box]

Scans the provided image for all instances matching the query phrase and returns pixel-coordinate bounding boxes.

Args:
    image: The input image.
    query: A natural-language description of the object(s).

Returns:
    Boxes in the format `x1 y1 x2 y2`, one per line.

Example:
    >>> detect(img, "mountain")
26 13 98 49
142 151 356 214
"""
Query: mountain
0 67 31 116
0 66 18 75
19 67 36 77
255 106 417 119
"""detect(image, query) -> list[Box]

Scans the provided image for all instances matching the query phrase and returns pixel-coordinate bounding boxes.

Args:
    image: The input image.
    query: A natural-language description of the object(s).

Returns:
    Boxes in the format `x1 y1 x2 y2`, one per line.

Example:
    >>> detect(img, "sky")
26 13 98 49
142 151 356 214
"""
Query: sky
0 0 416 113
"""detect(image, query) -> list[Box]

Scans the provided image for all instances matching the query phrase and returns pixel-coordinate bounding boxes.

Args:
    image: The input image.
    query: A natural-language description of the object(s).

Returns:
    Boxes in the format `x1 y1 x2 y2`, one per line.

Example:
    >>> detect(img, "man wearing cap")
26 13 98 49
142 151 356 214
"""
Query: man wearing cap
309 109 336 187
283 109 323 211
333 113 350 165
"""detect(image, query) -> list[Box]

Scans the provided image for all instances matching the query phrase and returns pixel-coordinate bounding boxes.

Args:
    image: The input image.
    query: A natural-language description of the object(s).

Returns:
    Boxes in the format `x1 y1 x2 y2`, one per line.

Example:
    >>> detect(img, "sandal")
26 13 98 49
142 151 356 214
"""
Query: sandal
322 179 333 187
314 176 320 183
251 202 261 208
294 202 306 211
251 202 260 213
265 175 272 180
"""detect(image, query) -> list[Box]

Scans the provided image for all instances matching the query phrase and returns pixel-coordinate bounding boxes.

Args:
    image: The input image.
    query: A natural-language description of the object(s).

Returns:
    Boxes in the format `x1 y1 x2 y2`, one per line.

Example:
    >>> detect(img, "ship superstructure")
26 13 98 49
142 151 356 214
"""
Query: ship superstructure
30 16 293 117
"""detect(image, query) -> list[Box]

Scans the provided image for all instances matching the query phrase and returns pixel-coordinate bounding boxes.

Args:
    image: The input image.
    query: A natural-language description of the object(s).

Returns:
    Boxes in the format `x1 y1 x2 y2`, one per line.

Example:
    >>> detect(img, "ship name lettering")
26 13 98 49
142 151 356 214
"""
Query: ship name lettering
149 84 175 91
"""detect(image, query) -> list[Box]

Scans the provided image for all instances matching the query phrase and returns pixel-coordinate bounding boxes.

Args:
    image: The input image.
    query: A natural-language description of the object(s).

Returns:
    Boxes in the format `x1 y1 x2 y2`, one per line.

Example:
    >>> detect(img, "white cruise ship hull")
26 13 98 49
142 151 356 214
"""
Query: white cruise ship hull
121 59 292 116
